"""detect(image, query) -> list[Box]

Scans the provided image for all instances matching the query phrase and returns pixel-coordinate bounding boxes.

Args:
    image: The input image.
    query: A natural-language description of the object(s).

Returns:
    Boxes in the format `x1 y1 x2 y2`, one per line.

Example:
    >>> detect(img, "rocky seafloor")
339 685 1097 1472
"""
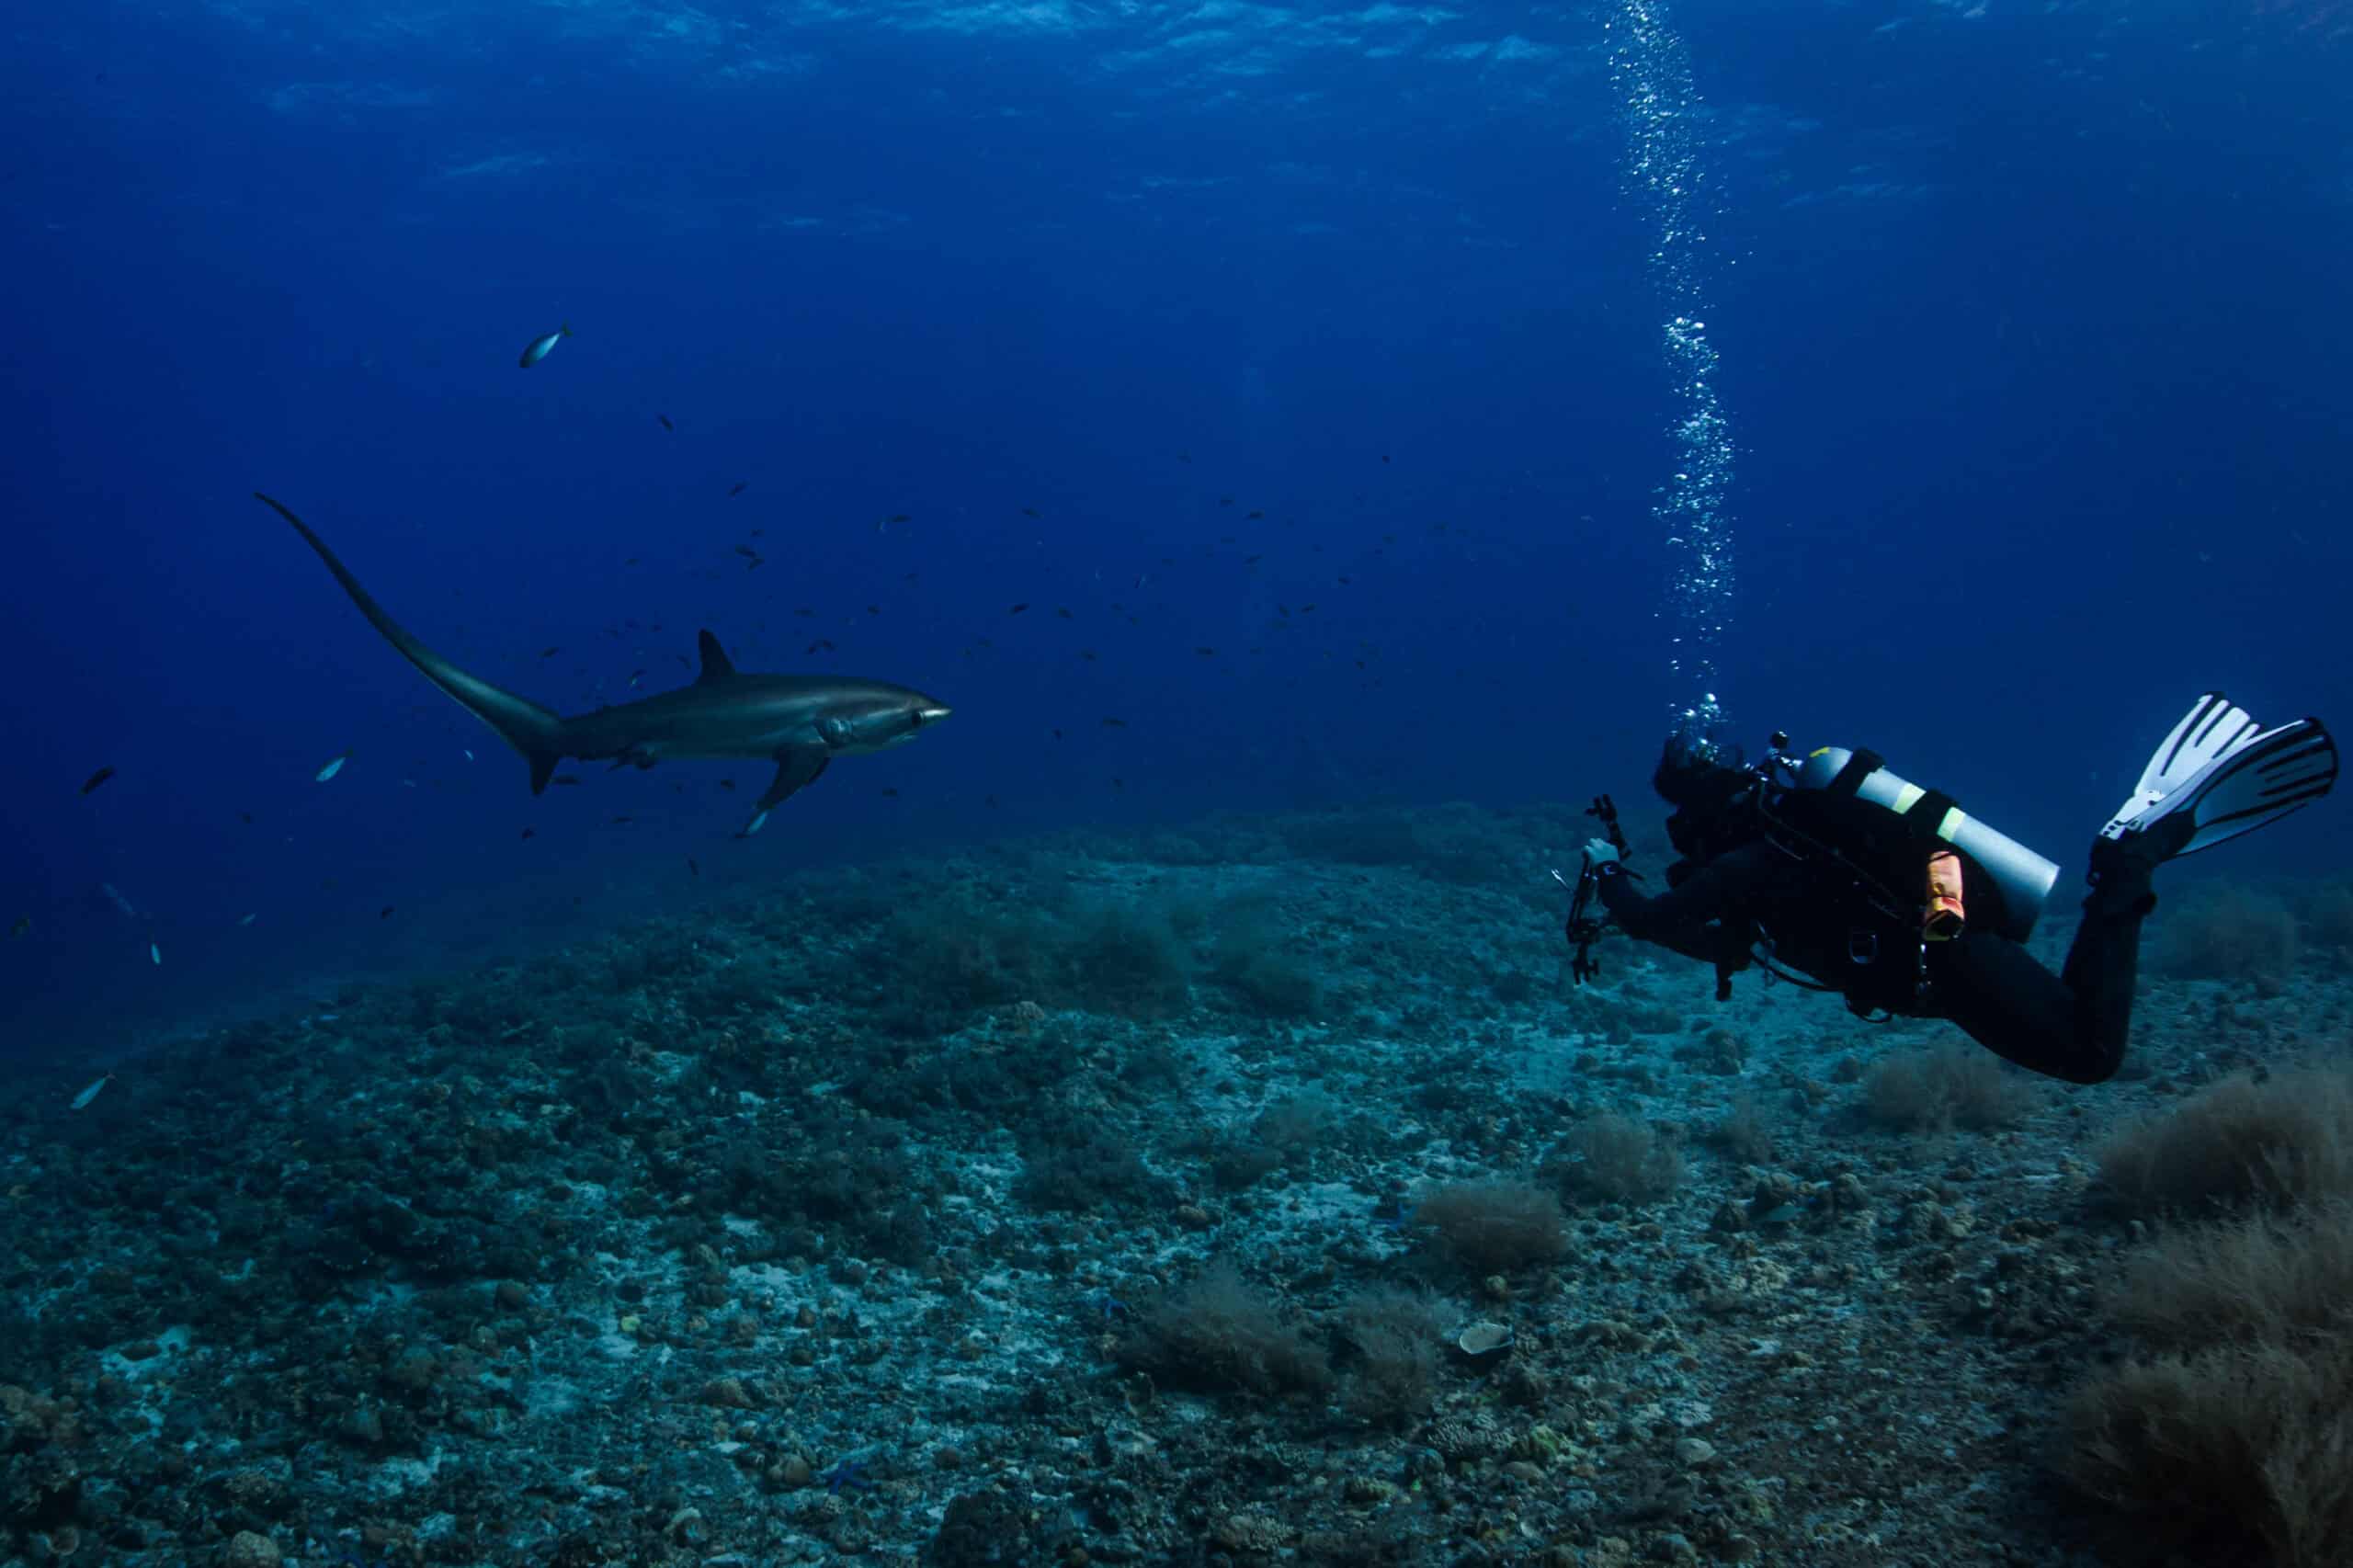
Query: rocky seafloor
4 801 2350 1568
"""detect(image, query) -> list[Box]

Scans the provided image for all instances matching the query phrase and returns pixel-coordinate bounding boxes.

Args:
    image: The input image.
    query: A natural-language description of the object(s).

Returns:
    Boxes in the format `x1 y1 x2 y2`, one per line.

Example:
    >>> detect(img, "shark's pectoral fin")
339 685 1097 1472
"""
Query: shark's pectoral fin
757 748 830 807
740 747 830 835
529 752 562 795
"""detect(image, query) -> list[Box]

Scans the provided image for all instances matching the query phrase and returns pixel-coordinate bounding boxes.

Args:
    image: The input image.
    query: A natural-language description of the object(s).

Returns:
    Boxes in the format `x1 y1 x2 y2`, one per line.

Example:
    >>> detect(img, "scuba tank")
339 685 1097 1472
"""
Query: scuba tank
1775 744 2059 943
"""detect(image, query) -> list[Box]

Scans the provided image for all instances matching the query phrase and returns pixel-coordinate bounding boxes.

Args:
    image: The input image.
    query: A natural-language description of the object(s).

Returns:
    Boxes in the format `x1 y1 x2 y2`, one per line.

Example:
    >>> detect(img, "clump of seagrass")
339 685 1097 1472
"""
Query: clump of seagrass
2152 885 2300 988
1553 1111 1684 1204
1336 1286 1448 1426
2094 1064 2353 1217
1116 1260 1330 1400
1861 1044 2033 1133
2063 1062 2353 1566
1409 1178 1570 1272
1709 1092 1778 1164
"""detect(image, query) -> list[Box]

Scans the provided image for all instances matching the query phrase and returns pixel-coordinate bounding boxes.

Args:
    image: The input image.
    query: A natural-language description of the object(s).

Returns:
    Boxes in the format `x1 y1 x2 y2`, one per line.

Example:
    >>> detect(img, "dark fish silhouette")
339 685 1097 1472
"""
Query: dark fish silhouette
79 767 116 795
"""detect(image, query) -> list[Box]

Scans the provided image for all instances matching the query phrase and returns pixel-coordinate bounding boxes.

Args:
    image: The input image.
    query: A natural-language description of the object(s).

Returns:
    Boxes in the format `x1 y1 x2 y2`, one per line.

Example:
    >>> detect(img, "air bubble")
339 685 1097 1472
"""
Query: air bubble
1613 0 1736 729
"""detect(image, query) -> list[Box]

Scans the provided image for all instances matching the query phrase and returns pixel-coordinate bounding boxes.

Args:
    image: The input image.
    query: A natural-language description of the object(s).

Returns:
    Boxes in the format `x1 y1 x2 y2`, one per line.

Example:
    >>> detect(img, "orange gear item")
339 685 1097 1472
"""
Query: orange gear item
1924 848 1966 941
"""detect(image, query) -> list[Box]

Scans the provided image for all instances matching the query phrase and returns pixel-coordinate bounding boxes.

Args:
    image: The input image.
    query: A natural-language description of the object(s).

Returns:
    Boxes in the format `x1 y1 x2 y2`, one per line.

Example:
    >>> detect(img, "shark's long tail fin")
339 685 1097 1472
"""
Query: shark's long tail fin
256 493 569 793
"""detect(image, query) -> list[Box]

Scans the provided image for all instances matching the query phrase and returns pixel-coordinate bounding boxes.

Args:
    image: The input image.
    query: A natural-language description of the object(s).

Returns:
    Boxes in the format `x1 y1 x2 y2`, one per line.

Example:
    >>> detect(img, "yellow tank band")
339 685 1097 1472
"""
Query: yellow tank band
1890 784 1970 843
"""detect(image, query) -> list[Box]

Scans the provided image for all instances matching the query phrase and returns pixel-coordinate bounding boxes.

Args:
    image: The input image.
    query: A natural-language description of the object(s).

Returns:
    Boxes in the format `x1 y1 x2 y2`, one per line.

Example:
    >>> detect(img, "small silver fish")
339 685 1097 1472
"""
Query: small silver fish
316 753 348 782
237 913 257 926
71 1072 113 1112
518 322 574 369
148 941 161 964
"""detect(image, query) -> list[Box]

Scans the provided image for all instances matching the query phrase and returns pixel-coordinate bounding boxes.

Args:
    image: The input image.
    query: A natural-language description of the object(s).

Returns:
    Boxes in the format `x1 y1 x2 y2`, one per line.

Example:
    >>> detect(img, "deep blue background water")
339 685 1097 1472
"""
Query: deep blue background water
5 0 2348 1057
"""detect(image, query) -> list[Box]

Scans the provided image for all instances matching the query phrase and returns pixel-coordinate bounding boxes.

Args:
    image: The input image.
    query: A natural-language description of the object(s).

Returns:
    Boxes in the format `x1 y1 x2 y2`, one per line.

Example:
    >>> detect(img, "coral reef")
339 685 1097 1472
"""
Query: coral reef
1 801 2347 1566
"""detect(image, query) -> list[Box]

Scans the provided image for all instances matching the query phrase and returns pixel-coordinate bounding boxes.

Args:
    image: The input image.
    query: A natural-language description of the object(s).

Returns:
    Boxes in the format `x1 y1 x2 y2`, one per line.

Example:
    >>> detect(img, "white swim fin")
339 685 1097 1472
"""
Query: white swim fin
2101 693 2336 858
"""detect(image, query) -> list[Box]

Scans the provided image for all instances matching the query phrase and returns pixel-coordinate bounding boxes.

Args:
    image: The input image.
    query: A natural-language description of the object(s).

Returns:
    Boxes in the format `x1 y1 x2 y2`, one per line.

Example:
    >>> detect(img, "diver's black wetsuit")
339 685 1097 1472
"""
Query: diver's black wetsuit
1591 835 2161 1085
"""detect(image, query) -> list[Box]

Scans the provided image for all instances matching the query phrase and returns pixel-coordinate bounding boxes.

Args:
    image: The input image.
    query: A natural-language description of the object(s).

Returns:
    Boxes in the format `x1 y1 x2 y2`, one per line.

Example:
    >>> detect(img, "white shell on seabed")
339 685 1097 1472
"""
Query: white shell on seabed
1455 1322 1514 1358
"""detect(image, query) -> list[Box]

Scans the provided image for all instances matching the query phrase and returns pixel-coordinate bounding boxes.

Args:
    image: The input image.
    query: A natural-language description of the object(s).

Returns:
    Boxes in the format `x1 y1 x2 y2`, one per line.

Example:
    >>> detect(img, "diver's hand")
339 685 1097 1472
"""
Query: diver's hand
1582 838 1620 869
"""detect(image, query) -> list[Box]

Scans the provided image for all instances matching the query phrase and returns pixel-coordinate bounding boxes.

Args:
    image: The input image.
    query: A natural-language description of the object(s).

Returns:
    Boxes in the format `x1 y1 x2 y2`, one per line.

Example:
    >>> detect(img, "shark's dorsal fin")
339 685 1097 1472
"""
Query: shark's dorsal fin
696 631 737 685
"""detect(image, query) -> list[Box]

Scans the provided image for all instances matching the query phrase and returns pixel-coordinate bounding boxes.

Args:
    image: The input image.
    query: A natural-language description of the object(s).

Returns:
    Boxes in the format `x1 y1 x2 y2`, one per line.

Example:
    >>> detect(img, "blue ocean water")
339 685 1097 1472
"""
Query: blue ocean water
4 0 2348 1055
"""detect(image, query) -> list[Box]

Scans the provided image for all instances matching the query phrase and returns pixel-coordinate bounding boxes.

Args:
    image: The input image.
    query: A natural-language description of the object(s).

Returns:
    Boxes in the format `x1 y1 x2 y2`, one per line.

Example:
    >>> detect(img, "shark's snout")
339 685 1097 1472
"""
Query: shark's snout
917 704 952 725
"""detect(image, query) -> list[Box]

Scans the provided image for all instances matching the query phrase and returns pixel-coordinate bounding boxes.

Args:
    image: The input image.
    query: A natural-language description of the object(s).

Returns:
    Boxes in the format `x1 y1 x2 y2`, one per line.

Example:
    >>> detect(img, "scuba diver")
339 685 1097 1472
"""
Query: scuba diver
1564 694 2338 1084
